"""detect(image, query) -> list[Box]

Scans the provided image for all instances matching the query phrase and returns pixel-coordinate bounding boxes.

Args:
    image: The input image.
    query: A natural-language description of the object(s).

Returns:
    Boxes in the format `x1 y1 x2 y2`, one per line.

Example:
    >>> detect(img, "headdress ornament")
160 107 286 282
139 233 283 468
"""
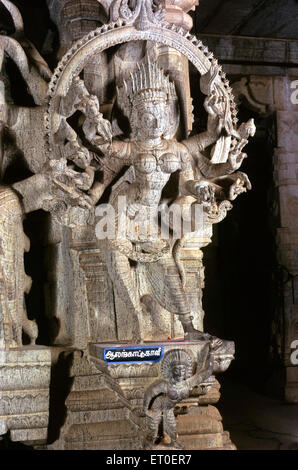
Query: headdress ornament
117 59 177 110
161 349 194 381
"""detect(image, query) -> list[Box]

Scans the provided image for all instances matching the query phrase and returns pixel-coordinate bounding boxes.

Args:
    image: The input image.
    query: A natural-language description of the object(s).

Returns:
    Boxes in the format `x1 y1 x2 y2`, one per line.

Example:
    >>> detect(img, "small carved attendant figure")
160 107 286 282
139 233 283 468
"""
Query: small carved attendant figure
143 344 213 448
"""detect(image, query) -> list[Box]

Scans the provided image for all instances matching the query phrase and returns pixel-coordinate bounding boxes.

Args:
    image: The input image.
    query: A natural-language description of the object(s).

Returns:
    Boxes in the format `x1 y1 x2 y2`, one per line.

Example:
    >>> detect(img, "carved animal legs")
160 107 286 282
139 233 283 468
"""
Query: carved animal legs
181 317 223 349
148 257 222 347
153 257 210 341
14 310 38 346
22 311 38 345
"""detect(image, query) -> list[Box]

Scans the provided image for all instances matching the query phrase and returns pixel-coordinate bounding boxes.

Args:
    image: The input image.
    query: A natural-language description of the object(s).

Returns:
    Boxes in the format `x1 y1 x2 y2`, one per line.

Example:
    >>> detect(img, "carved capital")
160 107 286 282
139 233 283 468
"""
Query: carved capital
164 0 199 30
110 0 165 29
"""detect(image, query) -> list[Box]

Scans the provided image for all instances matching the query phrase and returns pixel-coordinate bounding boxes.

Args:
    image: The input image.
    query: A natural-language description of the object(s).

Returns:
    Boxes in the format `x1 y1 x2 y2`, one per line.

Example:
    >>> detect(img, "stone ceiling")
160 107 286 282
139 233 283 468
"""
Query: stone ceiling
193 0 298 40
0 1 297 44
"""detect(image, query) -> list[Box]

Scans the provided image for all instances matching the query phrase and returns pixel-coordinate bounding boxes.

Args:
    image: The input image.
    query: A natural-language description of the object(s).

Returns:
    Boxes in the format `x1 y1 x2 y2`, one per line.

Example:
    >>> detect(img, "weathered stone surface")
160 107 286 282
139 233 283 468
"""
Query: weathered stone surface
0 347 51 443
277 111 298 153
180 432 225 449
10 427 48 444
274 151 298 186
0 0 262 449
48 352 143 450
194 0 298 40
201 36 288 65
177 412 223 435
289 41 298 64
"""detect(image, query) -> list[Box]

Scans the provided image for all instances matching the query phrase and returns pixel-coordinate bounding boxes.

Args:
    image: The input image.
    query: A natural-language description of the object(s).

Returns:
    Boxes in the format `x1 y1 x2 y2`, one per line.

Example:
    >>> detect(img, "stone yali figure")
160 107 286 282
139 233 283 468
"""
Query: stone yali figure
143 344 213 448
69 60 252 344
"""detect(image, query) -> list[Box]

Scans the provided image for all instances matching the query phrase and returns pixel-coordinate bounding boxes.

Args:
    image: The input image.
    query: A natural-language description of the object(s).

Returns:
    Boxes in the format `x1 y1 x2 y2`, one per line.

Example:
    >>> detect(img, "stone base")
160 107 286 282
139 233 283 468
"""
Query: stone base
89 341 224 411
0 347 51 444
177 406 236 450
47 350 143 450
148 403 236 451
47 341 235 450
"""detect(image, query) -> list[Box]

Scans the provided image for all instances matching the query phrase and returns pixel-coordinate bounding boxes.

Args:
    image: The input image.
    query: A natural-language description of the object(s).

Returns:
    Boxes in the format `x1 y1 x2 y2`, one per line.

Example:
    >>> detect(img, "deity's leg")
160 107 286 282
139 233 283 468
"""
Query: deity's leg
105 242 143 342
146 255 207 339
145 411 161 445
163 409 178 444
146 255 221 346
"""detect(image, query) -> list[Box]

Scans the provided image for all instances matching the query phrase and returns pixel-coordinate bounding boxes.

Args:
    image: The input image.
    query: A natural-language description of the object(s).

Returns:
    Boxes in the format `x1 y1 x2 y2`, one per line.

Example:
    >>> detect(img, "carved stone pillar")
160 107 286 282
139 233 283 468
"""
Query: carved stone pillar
232 75 298 402
274 77 298 402
0 0 255 451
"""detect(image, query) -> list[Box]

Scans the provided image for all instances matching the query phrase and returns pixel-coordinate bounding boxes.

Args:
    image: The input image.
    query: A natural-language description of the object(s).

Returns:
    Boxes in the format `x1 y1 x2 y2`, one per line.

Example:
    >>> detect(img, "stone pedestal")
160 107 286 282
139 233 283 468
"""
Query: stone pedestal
177 406 236 450
48 340 235 450
48 349 143 450
0 347 51 444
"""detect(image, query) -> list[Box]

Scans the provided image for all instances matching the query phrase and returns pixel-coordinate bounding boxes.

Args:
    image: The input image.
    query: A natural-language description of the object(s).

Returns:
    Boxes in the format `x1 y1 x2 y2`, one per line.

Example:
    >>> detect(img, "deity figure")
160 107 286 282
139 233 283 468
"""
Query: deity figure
69 60 253 344
143 344 213 447
0 0 256 450
0 0 255 350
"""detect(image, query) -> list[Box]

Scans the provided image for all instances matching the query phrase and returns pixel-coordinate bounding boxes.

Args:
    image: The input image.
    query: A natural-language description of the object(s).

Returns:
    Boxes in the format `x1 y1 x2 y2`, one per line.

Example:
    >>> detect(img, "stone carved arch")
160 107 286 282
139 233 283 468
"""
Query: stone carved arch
45 15 239 161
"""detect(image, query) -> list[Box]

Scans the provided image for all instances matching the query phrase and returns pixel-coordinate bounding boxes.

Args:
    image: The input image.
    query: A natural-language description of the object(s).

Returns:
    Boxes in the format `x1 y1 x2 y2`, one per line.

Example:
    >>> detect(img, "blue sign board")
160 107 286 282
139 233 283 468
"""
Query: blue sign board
104 345 164 364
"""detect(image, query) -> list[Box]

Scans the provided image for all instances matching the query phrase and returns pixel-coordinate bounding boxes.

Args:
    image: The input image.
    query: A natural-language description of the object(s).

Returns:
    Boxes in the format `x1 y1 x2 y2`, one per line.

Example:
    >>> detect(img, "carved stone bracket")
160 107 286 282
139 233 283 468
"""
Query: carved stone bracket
110 0 166 29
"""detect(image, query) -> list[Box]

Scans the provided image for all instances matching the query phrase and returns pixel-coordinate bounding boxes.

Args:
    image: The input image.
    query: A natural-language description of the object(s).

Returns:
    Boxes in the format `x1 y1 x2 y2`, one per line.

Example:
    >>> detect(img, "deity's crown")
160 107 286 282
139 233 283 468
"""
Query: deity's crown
161 349 193 381
117 60 177 108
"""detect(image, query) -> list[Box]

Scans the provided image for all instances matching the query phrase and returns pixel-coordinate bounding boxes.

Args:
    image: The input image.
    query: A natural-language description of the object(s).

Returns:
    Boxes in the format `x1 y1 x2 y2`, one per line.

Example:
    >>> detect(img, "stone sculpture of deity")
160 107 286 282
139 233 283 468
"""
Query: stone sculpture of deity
0 0 257 450
65 60 254 345
143 344 213 447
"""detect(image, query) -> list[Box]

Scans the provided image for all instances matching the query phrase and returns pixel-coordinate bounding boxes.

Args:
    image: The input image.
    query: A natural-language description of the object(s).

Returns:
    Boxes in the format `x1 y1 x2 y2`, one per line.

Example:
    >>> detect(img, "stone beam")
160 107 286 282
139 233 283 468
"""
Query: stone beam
198 34 298 75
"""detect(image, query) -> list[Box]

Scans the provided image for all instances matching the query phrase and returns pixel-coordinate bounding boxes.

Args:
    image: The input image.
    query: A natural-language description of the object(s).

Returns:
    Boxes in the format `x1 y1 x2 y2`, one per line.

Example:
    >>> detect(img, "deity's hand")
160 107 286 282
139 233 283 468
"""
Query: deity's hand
228 171 252 201
47 159 94 210
67 147 92 170
204 93 234 135
95 114 113 143
204 93 223 119
62 167 94 191
193 181 216 204
228 150 247 171
75 93 100 118
144 409 157 419
76 92 112 144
